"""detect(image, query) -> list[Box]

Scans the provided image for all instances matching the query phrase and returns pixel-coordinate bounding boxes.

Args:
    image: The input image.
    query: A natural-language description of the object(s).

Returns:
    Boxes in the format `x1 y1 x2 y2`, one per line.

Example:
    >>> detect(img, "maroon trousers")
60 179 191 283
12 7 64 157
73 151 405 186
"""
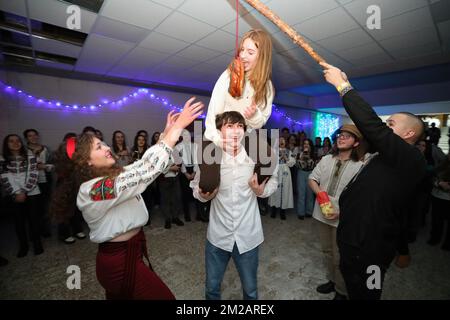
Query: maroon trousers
96 228 175 300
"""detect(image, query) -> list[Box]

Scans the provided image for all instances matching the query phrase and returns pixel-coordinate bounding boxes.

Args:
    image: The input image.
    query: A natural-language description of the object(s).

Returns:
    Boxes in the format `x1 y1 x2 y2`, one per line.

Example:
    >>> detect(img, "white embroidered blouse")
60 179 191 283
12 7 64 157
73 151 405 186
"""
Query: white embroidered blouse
77 141 172 243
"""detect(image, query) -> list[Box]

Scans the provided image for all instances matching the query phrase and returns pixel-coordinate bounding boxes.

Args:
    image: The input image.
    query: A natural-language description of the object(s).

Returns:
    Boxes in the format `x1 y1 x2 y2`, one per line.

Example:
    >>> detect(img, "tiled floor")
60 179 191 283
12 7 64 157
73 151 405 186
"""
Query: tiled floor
0 207 449 300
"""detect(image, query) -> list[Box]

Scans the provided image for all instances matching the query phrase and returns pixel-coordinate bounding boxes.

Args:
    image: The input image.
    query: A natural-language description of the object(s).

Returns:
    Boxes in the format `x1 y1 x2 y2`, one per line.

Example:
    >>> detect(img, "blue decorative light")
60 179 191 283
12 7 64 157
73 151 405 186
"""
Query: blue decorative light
314 112 340 139
0 80 204 117
1 80 313 125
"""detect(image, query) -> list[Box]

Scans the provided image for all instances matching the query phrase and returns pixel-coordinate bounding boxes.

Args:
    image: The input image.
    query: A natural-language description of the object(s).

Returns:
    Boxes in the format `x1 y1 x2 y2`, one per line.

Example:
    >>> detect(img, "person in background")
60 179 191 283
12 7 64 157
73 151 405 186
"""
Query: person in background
23 129 54 238
1 134 43 257
321 62 426 300
95 129 104 141
112 131 132 167
295 139 316 219
268 136 295 220
308 124 366 300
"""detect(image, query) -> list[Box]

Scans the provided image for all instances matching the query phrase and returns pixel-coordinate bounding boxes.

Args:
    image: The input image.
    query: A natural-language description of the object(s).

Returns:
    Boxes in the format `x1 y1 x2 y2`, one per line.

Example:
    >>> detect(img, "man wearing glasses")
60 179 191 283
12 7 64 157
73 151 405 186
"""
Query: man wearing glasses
308 124 367 300
320 62 426 300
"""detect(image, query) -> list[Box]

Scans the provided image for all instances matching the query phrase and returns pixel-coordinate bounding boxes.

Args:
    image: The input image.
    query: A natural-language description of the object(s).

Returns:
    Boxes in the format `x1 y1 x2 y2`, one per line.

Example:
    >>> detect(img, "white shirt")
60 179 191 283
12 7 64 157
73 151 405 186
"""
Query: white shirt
309 154 364 227
204 70 274 146
77 141 172 243
190 147 278 254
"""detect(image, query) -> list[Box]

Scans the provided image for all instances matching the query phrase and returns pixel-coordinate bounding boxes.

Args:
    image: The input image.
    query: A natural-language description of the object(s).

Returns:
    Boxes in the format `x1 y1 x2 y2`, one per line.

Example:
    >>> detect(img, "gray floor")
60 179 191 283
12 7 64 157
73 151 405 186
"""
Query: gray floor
0 206 449 300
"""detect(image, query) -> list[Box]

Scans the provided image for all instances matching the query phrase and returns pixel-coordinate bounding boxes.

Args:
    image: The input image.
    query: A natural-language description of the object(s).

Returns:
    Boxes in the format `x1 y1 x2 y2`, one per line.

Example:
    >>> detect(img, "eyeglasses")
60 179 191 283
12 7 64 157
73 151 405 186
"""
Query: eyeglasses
336 132 353 140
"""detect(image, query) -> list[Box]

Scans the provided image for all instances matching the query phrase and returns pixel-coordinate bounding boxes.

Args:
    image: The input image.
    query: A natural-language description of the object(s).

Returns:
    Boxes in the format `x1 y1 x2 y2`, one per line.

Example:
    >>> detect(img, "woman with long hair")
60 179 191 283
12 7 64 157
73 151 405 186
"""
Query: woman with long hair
201 29 275 192
50 97 203 299
131 134 149 162
296 138 316 219
112 130 132 166
0 134 43 257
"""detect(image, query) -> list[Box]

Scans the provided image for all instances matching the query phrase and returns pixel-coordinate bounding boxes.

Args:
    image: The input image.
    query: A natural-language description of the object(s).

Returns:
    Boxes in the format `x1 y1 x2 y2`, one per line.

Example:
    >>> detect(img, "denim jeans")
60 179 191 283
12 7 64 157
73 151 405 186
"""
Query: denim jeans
296 170 315 217
205 240 259 300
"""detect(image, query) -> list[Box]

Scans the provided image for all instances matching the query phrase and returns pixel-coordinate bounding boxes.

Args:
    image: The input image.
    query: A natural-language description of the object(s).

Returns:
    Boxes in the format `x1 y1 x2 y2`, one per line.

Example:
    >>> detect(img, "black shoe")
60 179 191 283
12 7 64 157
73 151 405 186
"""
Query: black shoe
298 216 304 220
17 246 29 258
316 281 335 294
164 220 171 229
305 215 312 218
333 292 347 300
172 218 184 226
280 212 286 220
0 256 8 267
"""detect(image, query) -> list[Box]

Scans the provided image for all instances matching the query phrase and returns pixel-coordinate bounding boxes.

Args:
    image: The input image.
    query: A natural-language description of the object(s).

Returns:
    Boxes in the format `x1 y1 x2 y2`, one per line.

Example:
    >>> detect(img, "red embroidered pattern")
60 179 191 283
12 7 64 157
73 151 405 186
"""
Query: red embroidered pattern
89 177 116 201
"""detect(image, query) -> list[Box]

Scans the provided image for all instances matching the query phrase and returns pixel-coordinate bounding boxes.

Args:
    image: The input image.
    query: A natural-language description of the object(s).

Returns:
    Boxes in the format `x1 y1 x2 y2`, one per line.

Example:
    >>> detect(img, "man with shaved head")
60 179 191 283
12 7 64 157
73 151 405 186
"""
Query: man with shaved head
321 62 426 300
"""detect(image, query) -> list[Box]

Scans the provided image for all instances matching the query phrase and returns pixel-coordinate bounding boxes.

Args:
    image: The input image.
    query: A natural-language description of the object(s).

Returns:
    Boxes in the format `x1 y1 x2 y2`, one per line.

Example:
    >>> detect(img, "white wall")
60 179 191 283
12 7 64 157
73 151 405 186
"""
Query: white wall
0 70 212 151
0 70 340 151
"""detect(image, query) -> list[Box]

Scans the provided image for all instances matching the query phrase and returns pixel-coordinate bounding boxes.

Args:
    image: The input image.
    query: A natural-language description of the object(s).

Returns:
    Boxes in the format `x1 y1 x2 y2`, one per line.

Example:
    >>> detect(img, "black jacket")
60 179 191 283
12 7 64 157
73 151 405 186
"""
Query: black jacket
337 90 426 266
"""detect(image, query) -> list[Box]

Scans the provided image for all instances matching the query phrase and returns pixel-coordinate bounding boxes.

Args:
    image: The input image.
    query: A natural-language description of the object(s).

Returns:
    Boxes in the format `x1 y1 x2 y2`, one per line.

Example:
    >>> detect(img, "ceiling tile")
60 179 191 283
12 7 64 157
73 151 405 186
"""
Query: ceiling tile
0 0 26 16
151 0 185 9
346 51 392 66
175 45 222 62
438 20 450 51
92 16 150 43
75 34 135 74
295 7 359 41
258 0 339 26
177 0 249 28
196 29 236 53
344 0 429 26
140 31 189 54
366 7 436 41
389 41 441 60
317 28 374 53
28 0 96 34
36 59 74 71
379 27 440 52
154 11 216 43
33 37 82 58
205 53 234 67
161 55 198 69
108 47 167 78
337 42 385 60
101 0 172 30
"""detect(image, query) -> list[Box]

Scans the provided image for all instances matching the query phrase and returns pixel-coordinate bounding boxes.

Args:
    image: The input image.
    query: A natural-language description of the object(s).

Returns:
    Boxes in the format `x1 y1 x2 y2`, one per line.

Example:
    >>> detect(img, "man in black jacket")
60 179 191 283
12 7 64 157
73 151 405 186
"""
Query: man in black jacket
320 62 426 300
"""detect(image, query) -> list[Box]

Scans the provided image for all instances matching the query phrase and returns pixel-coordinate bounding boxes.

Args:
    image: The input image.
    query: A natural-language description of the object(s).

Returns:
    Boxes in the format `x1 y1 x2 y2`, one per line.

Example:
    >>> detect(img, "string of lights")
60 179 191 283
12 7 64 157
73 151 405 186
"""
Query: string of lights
1 81 339 132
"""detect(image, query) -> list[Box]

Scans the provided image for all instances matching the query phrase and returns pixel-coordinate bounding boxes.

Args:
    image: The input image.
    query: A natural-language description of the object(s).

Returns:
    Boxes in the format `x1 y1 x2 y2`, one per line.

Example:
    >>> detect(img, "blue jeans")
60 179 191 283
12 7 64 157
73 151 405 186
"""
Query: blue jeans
205 240 259 300
296 170 315 217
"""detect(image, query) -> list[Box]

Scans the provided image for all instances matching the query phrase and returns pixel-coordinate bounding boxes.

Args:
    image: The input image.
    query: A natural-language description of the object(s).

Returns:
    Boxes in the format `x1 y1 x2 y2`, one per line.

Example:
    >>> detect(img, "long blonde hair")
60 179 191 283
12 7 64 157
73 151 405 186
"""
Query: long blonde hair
240 29 274 107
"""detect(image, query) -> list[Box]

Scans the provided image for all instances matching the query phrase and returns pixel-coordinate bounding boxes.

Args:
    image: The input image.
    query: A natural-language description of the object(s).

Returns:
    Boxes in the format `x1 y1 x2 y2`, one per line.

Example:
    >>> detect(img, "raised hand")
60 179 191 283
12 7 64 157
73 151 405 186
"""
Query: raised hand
320 62 348 89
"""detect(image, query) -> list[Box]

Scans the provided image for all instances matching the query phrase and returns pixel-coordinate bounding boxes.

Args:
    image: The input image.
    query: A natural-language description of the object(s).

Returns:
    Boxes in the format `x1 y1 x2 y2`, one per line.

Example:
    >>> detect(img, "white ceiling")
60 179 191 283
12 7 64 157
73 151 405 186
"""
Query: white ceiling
1 0 449 93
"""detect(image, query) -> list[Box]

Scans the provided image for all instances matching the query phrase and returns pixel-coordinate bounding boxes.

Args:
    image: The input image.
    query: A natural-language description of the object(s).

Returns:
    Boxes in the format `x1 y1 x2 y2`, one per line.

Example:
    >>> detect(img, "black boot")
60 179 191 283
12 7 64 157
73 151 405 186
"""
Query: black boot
164 219 171 229
316 281 335 294
280 209 286 220
270 207 276 219
172 217 184 226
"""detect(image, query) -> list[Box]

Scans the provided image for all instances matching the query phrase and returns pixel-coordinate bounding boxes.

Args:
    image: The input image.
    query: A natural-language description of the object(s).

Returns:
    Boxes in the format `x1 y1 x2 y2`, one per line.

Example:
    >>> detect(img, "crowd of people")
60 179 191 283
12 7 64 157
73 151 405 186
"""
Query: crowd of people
0 28 449 301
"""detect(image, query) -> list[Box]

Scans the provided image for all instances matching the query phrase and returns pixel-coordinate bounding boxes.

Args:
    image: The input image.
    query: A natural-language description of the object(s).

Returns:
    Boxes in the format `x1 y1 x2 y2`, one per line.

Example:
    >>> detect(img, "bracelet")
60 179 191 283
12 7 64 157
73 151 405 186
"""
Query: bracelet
339 84 354 97
337 82 350 92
